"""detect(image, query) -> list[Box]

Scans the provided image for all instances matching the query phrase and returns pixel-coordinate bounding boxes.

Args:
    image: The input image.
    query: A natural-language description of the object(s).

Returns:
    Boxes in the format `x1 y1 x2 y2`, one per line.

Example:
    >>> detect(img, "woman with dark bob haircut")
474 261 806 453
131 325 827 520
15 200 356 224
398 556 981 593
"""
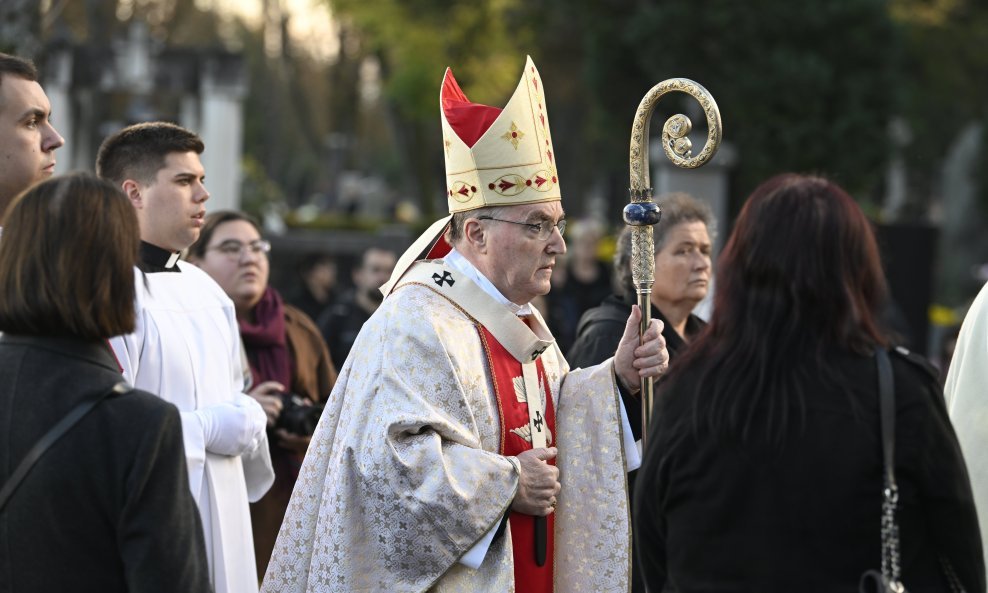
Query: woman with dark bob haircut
0 174 210 592
634 174 984 592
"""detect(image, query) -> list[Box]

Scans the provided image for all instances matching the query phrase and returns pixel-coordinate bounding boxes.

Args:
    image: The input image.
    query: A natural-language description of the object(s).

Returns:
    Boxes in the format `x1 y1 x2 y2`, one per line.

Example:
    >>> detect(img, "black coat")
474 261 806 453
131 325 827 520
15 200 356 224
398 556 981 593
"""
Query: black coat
635 348 985 593
568 294 706 441
567 294 705 593
0 336 211 593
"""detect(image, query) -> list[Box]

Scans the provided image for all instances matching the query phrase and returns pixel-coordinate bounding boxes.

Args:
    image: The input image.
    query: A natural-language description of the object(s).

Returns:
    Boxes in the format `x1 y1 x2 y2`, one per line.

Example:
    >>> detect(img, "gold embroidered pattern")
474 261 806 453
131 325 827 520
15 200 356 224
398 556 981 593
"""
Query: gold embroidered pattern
508 375 553 445
485 170 557 197
262 279 630 593
501 122 525 149
448 180 479 203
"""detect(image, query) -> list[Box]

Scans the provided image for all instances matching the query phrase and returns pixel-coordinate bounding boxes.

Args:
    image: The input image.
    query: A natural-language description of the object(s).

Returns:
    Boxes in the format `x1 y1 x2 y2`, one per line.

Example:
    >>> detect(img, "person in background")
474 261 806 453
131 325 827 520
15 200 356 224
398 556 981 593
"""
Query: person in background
567 192 715 593
98 122 273 593
635 174 983 592
187 210 337 580
0 174 210 592
546 219 611 351
318 246 396 370
287 252 339 322
0 52 64 224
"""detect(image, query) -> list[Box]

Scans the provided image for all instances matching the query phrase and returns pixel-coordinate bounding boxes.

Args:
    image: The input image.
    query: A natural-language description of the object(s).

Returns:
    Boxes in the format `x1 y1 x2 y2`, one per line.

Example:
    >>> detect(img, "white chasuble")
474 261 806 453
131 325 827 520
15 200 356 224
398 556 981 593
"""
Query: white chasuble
110 262 274 593
945 279 988 571
261 260 631 593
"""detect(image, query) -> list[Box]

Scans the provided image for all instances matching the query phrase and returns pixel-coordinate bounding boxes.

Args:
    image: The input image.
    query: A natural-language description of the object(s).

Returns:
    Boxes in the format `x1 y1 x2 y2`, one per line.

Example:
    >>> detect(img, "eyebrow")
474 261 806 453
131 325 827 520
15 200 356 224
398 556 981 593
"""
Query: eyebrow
18 107 48 121
526 211 566 223
173 171 205 182
674 239 712 248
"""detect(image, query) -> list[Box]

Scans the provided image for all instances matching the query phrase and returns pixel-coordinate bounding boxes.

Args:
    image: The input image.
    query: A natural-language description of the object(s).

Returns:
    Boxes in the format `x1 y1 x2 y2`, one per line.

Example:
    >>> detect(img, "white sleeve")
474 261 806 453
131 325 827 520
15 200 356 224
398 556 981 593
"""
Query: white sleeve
197 396 267 456
108 270 146 385
618 395 642 472
227 306 275 500
459 520 500 569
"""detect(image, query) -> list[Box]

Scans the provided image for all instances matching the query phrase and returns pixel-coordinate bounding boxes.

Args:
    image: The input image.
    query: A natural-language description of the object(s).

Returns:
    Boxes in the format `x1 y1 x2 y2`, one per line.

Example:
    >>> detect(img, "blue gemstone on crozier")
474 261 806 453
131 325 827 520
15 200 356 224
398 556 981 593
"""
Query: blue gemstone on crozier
623 202 662 226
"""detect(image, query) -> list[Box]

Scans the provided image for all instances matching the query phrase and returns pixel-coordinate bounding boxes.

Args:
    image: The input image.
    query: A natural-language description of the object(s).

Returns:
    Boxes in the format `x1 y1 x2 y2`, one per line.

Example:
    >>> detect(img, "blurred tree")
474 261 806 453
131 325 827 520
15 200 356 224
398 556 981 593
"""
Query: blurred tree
0 0 42 56
325 0 536 218
574 0 900 208
891 0 988 214
891 0 988 305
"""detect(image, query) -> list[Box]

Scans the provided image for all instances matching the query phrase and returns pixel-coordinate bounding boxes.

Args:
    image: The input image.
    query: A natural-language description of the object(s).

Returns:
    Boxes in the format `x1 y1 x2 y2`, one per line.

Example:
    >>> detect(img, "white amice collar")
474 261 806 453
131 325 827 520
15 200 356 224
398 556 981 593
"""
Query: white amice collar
443 249 534 317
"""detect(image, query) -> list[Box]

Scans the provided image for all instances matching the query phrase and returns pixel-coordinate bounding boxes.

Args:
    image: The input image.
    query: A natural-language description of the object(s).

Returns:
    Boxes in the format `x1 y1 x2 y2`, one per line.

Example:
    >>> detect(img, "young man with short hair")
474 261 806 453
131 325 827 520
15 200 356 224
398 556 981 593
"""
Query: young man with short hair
98 122 273 593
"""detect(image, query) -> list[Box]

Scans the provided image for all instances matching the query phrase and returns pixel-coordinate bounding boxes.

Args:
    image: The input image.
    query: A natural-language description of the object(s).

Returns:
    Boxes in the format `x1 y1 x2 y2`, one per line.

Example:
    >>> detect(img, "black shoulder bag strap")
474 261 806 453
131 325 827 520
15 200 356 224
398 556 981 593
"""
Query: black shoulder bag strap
0 382 131 513
876 348 906 592
860 349 906 593
868 350 967 593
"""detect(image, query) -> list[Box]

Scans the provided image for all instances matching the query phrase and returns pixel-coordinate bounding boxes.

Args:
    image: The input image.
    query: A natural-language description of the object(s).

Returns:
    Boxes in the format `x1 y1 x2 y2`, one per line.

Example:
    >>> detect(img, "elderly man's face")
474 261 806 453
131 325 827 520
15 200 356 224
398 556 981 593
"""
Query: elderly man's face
479 201 567 305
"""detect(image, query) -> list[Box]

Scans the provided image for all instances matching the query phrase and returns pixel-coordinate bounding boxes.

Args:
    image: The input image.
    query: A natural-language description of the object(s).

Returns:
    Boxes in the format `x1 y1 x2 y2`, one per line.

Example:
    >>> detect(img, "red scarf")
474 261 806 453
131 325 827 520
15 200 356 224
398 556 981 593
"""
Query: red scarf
239 286 292 387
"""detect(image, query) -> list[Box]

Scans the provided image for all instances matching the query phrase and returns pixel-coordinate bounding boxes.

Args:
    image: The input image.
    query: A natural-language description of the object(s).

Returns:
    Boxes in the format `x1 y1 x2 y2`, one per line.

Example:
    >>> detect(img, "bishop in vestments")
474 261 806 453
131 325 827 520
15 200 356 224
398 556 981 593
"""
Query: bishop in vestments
262 56 667 593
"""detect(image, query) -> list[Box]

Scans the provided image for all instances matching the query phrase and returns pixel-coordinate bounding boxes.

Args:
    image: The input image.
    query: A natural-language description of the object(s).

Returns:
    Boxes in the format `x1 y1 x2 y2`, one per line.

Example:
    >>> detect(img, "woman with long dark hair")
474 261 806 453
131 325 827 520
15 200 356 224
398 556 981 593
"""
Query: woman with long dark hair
634 174 983 592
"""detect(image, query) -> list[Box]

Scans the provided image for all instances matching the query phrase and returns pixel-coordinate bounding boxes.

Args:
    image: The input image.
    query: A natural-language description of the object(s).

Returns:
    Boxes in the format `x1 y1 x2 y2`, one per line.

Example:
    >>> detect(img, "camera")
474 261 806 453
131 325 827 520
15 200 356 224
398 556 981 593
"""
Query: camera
276 393 324 436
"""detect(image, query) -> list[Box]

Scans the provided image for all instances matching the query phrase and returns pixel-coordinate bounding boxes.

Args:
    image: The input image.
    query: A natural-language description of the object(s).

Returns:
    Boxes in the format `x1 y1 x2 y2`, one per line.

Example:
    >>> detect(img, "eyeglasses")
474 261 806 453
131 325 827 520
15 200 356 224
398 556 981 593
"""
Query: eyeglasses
209 239 271 259
476 216 567 241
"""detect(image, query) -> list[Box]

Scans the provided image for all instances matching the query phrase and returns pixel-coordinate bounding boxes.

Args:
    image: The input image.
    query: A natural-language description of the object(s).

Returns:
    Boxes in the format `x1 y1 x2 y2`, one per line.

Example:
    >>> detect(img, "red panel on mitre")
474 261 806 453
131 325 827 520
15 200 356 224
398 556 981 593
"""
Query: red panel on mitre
441 68 503 148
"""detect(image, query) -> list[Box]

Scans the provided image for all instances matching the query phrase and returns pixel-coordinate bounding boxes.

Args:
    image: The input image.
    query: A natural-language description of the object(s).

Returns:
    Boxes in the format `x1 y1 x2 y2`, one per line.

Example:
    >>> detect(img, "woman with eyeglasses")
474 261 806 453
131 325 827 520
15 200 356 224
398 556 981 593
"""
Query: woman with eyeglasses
186 210 336 581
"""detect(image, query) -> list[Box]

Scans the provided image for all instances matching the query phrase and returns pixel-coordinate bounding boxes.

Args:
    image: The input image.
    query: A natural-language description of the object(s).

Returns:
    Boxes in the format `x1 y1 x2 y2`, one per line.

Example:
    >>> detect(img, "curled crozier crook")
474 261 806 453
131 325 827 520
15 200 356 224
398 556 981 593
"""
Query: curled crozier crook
625 78 722 447
629 78 723 192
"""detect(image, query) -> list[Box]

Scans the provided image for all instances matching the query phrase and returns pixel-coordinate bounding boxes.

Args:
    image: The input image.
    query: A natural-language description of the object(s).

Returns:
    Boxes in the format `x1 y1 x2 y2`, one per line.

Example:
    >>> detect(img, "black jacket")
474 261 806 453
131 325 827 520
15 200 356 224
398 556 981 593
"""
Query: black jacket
567 294 705 593
568 294 706 441
318 289 373 371
635 348 985 593
0 336 211 593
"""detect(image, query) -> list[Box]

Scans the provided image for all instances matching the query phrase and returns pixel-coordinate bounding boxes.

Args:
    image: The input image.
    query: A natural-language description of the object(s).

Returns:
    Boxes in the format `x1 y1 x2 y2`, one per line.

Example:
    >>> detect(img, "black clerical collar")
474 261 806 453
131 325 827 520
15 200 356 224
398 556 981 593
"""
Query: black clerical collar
138 241 182 273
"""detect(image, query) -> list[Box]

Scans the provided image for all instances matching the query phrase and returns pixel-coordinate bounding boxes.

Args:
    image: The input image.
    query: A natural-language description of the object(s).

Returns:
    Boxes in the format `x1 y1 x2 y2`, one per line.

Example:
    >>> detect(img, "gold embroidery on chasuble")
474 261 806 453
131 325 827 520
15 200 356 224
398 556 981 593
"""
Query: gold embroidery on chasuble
507 375 553 446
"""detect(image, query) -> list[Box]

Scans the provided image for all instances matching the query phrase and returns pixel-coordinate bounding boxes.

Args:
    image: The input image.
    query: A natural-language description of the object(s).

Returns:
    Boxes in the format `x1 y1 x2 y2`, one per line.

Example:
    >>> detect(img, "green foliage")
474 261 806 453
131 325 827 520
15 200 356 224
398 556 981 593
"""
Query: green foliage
240 155 288 219
892 0 988 211
579 0 901 201
330 0 532 122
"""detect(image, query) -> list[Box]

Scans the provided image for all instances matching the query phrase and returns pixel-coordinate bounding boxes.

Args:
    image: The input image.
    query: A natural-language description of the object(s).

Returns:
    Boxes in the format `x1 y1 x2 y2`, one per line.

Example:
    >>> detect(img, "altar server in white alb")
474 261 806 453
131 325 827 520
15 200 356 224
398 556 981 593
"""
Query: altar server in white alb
98 122 274 593
945 280 988 572
262 55 668 593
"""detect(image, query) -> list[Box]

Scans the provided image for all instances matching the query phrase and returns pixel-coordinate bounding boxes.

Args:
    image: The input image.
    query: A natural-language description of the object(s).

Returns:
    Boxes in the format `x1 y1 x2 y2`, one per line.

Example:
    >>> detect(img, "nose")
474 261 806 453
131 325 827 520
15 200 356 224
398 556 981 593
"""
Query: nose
196 183 210 203
240 247 262 264
695 252 711 271
43 123 65 152
547 226 566 255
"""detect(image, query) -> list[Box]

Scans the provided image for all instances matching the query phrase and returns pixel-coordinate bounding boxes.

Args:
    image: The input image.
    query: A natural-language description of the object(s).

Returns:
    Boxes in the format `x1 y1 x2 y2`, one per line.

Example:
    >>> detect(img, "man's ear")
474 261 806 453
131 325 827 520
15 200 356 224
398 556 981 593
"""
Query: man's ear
463 218 488 252
120 179 143 209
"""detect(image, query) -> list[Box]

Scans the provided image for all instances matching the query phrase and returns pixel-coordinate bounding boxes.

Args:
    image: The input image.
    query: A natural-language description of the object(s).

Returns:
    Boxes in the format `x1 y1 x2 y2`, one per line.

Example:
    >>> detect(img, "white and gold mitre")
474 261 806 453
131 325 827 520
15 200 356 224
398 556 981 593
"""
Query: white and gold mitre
441 55 560 213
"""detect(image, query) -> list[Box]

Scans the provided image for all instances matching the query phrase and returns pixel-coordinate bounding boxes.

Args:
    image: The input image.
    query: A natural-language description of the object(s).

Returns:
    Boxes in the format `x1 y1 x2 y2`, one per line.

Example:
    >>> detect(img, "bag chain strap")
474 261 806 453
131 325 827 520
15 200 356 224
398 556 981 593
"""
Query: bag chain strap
880 480 903 592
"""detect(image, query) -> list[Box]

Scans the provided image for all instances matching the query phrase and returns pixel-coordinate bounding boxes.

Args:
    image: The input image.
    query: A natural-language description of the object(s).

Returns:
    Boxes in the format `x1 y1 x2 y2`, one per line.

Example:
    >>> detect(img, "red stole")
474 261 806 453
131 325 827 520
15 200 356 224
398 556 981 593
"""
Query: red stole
479 325 556 593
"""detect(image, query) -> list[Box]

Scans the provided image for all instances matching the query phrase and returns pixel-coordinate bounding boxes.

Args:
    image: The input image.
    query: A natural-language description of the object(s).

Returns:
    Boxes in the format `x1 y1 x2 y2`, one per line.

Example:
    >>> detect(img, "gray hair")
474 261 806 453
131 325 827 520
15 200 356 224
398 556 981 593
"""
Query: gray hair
447 205 506 245
614 192 716 300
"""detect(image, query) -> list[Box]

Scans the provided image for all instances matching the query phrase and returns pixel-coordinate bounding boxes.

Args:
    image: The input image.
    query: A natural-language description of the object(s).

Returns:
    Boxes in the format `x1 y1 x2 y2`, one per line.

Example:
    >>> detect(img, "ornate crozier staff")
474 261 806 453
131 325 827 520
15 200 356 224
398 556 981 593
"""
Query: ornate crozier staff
625 78 722 448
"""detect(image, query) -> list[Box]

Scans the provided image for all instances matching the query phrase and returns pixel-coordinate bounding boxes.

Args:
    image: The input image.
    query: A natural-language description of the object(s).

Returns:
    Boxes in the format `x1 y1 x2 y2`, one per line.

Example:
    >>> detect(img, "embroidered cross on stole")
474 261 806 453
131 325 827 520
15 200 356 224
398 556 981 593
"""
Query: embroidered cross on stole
480 323 556 593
